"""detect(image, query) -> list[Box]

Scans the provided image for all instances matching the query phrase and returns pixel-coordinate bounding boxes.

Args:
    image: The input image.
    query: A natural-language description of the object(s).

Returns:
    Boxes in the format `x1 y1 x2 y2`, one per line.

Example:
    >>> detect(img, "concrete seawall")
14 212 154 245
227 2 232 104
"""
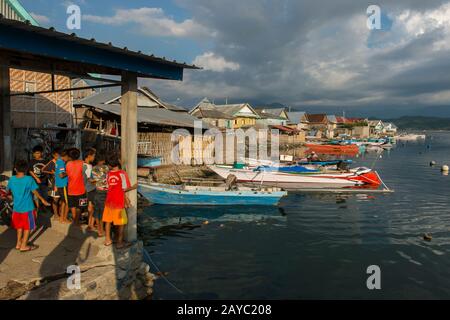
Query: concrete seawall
0 220 154 300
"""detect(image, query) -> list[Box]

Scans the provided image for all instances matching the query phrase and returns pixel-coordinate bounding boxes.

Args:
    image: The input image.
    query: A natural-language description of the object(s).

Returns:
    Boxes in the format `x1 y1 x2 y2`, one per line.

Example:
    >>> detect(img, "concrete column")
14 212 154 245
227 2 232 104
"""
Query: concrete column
121 72 138 242
0 63 12 175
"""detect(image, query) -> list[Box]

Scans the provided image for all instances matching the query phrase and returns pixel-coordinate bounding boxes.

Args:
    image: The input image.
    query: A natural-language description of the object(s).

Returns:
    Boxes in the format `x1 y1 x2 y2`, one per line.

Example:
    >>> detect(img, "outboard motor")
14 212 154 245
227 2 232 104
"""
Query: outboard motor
337 161 350 171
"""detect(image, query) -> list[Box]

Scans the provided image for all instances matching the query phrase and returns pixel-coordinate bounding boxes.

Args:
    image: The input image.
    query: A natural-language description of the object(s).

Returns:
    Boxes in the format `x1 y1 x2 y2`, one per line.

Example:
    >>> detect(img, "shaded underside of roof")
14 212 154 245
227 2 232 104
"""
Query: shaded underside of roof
0 17 198 80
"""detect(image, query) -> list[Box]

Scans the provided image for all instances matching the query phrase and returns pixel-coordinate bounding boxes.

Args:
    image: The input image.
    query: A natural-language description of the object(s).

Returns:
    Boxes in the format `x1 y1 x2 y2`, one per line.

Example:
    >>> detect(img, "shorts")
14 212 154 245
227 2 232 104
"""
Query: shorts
87 190 96 204
11 210 37 231
57 187 68 204
102 206 127 226
68 194 88 209
93 190 107 220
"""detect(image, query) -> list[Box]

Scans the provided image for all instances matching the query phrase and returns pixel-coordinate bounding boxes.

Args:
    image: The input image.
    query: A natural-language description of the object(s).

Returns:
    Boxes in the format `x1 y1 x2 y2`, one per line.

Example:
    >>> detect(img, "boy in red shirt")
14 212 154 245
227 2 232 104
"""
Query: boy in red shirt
64 148 87 225
103 156 137 248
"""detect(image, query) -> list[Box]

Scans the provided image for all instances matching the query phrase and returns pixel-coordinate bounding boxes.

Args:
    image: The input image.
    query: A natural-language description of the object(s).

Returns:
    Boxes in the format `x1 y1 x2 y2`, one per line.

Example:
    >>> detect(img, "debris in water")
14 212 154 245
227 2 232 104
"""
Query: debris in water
423 233 432 241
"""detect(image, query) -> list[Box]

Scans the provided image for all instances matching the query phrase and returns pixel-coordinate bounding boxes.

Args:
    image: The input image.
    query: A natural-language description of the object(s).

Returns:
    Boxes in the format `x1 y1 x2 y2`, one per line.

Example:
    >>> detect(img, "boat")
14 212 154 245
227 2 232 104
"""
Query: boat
208 165 382 190
138 182 287 206
396 134 426 141
137 156 162 168
305 143 360 154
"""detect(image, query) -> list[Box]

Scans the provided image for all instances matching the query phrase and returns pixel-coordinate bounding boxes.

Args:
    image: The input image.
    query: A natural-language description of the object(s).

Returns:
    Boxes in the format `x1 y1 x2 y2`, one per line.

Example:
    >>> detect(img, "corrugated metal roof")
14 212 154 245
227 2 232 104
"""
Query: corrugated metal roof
84 103 204 128
0 17 199 79
75 91 205 128
215 103 260 118
287 111 307 124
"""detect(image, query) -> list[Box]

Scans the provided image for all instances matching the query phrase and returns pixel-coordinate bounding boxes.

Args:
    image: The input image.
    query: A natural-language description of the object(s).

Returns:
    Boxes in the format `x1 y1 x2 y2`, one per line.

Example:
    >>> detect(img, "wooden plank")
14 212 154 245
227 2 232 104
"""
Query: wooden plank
121 72 138 242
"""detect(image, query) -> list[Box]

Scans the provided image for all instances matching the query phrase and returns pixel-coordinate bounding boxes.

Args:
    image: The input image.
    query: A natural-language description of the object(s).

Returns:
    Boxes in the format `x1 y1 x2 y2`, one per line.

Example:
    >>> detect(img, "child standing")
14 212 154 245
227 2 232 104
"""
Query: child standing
7 160 50 252
103 156 137 248
65 148 87 225
43 148 69 222
83 148 96 231
28 145 48 212
91 153 109 237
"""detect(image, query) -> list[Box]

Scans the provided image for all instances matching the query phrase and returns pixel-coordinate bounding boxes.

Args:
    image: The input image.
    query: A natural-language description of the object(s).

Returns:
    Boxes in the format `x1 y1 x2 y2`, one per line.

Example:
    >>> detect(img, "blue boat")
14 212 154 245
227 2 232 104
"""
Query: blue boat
137 156 162 168
297 160 353 166
138 183 287 206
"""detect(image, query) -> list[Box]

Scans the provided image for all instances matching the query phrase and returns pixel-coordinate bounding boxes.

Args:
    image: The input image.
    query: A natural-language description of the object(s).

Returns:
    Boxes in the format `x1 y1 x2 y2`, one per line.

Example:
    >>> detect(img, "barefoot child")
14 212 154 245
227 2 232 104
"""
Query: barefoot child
28 145 48 212
7 160 50 252
64 148 87 225
103 156 137 248
83 148 96 231
91 153 109 237
42 148 68 221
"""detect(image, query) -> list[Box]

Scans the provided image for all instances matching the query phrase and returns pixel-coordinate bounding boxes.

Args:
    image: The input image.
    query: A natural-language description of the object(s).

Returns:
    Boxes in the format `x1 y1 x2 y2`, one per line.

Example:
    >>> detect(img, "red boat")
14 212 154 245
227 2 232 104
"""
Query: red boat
305 144 359 155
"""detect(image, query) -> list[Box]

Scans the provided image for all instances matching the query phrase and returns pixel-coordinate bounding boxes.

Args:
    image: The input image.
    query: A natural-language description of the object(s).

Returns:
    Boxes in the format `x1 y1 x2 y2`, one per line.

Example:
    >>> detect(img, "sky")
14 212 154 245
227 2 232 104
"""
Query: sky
20 0 450 117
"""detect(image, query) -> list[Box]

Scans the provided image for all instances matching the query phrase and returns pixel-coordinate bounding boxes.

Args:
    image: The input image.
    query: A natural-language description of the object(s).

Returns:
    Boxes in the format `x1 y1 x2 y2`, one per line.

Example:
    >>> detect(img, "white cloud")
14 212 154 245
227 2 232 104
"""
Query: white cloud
193 52 240 72
83 7 214 39
30 12 50 24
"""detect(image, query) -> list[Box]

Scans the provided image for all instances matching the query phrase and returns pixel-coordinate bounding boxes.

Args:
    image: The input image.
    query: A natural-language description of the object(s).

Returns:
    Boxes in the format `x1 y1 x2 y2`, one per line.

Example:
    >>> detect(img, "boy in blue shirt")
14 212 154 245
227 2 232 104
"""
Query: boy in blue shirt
7 160 50 252
43 148 69 223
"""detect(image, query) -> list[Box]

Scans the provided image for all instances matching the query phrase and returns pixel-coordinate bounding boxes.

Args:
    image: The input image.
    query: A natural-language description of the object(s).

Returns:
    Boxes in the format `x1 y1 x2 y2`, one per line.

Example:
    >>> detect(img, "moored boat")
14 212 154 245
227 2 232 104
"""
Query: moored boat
208 165 382 190
138 182 287 206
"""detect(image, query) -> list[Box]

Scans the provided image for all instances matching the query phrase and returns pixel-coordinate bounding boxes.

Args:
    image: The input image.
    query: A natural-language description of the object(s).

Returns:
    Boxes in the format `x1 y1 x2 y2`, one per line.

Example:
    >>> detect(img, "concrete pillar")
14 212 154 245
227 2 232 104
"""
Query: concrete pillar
0 63 12 175
121 72 138 242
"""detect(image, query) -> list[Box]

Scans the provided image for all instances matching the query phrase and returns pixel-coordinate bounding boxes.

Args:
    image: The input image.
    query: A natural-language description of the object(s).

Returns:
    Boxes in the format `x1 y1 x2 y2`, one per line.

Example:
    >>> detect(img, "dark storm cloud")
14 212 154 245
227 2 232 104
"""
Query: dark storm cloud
148 0 450 111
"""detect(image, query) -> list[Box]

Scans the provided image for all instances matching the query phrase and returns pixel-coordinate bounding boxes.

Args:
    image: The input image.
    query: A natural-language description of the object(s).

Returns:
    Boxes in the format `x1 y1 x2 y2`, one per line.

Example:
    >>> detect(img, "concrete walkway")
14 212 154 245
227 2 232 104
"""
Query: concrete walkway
0 211 154 300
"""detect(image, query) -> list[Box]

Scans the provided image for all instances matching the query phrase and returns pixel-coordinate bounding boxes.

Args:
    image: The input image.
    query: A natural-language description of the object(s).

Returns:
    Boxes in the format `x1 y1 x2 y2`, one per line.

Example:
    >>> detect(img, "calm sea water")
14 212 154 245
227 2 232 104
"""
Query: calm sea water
139 131 450 299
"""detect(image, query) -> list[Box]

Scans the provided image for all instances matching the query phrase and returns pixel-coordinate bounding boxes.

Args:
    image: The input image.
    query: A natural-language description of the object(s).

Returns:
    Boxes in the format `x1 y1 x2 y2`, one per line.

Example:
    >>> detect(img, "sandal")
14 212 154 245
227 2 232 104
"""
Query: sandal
20 245 39 252
104 241 113 247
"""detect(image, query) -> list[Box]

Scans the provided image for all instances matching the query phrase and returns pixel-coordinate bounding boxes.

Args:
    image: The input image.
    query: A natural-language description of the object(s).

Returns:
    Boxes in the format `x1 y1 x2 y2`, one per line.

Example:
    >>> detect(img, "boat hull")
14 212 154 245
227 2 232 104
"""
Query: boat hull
138 183 286 206
208 166 381 190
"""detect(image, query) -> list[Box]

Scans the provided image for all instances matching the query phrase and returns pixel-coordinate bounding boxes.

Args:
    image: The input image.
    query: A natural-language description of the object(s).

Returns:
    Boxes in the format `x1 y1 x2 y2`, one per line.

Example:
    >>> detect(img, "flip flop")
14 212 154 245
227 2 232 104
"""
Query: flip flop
104 241 113 247
20 245 39 252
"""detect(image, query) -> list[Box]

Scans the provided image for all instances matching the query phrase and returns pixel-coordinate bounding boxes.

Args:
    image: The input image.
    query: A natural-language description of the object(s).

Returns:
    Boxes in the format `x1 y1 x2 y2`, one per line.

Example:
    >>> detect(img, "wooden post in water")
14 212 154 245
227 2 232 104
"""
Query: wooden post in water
0 63 12 175
121 72 138 242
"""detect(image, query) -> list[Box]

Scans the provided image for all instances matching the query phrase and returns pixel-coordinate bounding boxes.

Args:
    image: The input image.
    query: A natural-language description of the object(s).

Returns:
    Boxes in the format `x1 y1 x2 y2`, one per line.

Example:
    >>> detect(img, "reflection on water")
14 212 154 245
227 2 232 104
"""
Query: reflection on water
139 132 450 299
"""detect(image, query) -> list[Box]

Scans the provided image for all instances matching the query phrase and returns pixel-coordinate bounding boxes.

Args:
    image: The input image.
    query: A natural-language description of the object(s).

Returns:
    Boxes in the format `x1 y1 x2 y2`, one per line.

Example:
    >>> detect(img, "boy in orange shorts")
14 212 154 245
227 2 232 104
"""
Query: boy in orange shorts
103 156 137 248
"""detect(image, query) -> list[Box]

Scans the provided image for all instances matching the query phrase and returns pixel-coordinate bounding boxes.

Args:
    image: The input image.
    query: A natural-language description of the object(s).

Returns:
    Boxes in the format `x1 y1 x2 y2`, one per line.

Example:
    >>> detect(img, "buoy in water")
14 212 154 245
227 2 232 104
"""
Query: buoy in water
423 233 432 241
430 161 436 166
441 165 449 172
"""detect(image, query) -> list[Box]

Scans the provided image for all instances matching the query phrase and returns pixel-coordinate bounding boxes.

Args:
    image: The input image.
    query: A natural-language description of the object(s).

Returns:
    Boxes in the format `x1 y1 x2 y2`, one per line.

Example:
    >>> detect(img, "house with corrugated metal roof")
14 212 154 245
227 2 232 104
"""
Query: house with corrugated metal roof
254 107 289 128
190 99 260 129
189 98 234 129
74 87 204 133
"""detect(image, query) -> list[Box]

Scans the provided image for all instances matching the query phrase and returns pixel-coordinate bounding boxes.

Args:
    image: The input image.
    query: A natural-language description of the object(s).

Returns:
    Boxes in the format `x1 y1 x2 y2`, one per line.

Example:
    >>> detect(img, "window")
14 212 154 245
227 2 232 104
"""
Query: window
25 81 36 93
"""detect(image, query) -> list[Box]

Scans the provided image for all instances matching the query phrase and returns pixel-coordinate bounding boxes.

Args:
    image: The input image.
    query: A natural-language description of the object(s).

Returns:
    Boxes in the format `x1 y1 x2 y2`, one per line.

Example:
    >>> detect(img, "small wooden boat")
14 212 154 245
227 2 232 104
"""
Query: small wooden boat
305 143 360 154
138 182 287 206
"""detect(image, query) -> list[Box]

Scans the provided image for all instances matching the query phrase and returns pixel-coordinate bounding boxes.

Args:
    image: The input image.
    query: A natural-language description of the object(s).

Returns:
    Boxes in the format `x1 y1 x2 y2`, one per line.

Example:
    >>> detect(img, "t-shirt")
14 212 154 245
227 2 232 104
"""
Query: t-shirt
66 160 86 196
92 165 109 191
105 170 131 209
7 175 38 213
83 163 96 193
55 158 68 188
28 158 48 185
44 158 68 188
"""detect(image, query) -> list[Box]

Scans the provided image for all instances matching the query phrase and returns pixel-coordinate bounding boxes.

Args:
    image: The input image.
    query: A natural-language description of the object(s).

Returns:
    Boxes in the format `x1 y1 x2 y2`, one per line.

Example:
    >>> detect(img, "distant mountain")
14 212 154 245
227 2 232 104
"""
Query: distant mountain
381 116 450 130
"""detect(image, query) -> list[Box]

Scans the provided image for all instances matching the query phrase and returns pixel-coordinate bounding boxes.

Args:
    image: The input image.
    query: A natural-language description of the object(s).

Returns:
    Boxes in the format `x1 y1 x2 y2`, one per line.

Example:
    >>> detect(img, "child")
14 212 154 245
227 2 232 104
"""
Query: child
83 148 96 231
91 153 109 237
64 148 87 225
7 160 50 252
43 148 69 222
103 155 137 248
28 145 48 212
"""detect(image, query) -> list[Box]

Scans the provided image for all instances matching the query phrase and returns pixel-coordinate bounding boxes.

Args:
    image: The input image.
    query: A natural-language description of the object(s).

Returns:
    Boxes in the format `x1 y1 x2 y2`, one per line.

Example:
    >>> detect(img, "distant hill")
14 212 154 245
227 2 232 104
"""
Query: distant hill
381 116 450 130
